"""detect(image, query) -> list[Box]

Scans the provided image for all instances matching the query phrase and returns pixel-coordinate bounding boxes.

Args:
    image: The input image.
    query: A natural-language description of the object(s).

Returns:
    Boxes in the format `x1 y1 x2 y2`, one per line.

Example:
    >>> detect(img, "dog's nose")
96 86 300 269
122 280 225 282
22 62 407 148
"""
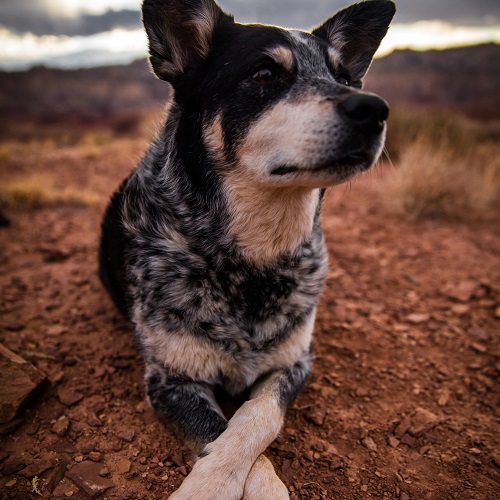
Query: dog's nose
339 94 389 134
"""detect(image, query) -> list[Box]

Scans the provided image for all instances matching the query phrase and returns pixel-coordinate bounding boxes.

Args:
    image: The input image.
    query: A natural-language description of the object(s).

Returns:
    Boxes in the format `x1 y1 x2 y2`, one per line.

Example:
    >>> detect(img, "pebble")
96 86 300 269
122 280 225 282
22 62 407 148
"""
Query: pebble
52 415 70 437
361 436 378 452
394 415 411 437
388 436 400 448
304 407 326 426
117 429 135 442
443 280 476 302
406 313 430 324
89 452 103 462
5 479 17 488
66 461 114 498
19 458 52 478
408 408 439 437
98 467 111 477
115 458 132 475
57 387 83 407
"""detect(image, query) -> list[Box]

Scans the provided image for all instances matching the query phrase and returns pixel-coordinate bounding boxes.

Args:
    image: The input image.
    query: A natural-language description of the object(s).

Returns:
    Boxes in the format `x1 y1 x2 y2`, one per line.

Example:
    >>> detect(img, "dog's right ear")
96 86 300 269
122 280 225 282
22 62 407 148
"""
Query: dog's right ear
142 0 233 82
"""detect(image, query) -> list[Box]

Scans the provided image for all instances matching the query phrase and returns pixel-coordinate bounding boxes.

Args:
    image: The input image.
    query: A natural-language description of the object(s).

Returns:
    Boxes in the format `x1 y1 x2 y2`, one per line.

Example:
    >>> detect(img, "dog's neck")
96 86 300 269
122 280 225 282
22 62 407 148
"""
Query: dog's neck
223 173 321 265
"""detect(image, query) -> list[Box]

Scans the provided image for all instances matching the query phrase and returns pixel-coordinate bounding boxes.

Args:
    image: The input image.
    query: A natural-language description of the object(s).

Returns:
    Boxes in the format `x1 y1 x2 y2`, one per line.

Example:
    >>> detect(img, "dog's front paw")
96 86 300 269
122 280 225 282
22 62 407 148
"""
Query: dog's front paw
169 452 246 500
243 455 289 500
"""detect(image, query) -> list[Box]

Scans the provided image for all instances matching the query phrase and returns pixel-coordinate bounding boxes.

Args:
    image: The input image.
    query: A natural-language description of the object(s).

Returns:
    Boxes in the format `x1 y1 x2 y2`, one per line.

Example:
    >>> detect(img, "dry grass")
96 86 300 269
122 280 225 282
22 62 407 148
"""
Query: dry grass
384 106 500 220
0 173 99 210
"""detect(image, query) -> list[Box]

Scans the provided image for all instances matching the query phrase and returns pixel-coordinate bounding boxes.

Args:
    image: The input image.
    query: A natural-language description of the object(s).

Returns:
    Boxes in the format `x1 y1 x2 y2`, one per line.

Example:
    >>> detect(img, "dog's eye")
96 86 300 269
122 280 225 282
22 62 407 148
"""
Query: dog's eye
251 67 278 84
337 73 350 86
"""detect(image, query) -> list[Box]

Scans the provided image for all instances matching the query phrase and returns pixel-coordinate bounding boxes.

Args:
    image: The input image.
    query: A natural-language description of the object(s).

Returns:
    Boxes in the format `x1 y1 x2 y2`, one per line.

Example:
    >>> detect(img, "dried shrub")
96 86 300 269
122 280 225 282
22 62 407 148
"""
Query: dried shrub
0 174 99 210
384 108 500 220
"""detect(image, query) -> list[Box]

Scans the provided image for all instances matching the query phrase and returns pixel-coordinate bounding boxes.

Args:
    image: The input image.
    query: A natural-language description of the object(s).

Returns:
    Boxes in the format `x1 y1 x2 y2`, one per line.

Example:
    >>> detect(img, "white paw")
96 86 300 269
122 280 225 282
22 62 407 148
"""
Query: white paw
243 455 289 500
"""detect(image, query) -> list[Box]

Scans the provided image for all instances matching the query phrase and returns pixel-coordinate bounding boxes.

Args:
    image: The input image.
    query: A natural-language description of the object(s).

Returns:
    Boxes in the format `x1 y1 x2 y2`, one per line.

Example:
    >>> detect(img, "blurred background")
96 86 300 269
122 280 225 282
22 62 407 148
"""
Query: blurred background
0 0 499 220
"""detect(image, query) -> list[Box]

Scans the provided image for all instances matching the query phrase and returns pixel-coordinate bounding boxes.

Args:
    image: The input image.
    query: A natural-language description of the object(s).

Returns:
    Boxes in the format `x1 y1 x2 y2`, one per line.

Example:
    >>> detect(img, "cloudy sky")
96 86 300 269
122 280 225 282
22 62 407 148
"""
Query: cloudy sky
0 0 499 70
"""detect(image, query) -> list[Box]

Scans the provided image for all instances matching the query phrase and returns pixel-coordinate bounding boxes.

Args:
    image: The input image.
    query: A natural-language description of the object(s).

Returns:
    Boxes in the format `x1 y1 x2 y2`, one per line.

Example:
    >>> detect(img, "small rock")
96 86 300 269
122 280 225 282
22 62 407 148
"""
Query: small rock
408 408 439 437
0 344 49 424
98 467 110 477
117 429 135 442
89 452 103 462
19 458 52 478
57 387 83 407
437 389 450 407
304 407 326 426
495 306 500 319
394 415 412 437
361 436 378 452
470 342 487 354
406 313 430 324
66 461 114 498
492 454 500 469
2 458 26 475
87 412 103 427
451 304 470 315
400 434 417 447
25 421 40 435
52 415 70 437
115 458 131 475
46 460 70 494
388 436 400 448
5 479 17 488
400 493 410 500
443 280 476 302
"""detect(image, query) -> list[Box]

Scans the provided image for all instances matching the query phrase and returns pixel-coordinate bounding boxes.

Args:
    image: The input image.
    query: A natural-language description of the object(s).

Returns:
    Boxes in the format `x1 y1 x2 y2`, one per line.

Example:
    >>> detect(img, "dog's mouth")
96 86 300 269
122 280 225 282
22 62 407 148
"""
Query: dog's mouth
270 152 373 179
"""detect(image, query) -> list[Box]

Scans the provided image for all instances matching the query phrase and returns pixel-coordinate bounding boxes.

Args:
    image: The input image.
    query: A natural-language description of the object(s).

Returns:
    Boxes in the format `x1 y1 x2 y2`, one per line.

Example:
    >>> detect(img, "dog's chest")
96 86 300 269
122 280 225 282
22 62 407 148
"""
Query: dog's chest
132 235 326 347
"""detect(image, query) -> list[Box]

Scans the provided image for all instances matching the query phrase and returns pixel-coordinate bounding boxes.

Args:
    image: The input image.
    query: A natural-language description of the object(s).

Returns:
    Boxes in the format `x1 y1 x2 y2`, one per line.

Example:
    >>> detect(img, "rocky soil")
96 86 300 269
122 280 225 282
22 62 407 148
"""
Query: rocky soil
0 127 499 499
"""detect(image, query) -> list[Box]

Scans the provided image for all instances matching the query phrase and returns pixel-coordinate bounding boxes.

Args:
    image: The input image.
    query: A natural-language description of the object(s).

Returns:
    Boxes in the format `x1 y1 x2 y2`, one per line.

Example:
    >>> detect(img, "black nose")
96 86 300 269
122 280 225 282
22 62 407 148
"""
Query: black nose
339 94 389 134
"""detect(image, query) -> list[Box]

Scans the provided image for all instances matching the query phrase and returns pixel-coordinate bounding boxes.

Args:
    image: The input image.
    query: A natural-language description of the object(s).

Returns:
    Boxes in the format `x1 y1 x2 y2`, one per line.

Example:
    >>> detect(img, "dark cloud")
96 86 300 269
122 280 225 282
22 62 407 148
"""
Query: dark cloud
0 0 141 36
0 0 498 36
219 0 499 27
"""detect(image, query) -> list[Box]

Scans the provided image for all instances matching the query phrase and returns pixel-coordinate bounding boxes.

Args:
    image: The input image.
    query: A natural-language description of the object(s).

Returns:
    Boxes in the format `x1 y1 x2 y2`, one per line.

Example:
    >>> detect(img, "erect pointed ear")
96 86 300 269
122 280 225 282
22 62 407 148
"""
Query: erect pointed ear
142 0 233 81
312 0 395 85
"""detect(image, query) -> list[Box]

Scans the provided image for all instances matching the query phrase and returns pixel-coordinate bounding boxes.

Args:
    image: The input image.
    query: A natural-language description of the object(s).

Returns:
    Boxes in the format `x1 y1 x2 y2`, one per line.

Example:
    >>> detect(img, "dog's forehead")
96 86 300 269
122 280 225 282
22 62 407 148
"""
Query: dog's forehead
222 23 338 77
287 30 339 75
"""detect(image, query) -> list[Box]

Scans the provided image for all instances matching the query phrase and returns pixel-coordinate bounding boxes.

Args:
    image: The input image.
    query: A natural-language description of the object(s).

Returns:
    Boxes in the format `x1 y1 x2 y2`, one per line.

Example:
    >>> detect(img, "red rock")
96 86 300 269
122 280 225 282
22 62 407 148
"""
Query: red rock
0 344 49 424
57 387 83 407
443 280 477 302
19 459 52 478
116 429 135 442
52 415 70 437
408 408 439 437
66 461 114 498
361 436 378 452
394 415 411 437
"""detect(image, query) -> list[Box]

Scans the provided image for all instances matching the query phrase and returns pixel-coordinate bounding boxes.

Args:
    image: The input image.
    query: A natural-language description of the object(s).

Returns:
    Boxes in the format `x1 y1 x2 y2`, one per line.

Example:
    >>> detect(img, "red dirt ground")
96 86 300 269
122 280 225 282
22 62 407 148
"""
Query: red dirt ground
1 125 499 499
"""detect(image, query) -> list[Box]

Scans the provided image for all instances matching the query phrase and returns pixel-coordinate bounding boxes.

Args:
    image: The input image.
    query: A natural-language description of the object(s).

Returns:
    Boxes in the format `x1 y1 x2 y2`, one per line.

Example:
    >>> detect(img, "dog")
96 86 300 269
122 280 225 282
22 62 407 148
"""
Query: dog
99 0 395 497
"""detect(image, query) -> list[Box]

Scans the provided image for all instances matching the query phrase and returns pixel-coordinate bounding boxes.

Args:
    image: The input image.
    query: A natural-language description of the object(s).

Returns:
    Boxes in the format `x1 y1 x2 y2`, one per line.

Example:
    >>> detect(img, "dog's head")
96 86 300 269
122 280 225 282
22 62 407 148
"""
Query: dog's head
142 0 395 188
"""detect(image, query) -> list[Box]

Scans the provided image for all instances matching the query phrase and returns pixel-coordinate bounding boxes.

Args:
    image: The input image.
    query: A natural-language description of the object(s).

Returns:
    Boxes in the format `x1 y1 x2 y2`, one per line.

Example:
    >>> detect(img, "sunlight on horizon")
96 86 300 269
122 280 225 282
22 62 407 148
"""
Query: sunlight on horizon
0 21 498 71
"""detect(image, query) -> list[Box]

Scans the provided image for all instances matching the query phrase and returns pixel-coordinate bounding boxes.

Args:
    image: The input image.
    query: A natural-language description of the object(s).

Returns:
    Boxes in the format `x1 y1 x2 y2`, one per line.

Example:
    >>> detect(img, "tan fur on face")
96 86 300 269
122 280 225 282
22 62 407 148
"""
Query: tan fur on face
204 114 224 159
264 46 294 72
224 172 320 264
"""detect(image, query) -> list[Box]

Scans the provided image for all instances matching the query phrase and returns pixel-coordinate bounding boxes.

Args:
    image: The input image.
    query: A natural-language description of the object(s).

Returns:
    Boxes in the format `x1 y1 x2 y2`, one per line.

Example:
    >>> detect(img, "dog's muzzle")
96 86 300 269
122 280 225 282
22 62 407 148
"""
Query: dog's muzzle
339 93 389 135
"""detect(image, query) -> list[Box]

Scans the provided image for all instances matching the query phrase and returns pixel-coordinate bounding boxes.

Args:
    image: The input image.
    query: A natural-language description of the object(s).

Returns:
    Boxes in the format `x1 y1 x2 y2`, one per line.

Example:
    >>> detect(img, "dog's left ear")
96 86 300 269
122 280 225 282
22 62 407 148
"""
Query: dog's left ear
313 0 395 86
142 0 233 82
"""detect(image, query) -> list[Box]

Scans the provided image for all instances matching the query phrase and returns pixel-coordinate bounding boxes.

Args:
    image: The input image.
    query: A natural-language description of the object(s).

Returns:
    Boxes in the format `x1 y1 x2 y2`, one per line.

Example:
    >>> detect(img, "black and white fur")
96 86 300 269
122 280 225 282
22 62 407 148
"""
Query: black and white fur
99 1 395 497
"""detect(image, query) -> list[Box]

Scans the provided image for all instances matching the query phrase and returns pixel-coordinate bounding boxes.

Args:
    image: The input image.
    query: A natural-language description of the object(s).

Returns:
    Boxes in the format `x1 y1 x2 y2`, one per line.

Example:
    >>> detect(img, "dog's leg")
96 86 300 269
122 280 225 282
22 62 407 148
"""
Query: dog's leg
145 364 228 454
242 455 290 499
170 353 311 500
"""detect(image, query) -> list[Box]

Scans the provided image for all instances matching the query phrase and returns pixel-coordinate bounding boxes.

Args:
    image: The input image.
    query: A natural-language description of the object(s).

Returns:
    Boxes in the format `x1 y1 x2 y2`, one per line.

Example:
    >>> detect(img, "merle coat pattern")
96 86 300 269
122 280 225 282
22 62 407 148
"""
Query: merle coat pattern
99 0 395 497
